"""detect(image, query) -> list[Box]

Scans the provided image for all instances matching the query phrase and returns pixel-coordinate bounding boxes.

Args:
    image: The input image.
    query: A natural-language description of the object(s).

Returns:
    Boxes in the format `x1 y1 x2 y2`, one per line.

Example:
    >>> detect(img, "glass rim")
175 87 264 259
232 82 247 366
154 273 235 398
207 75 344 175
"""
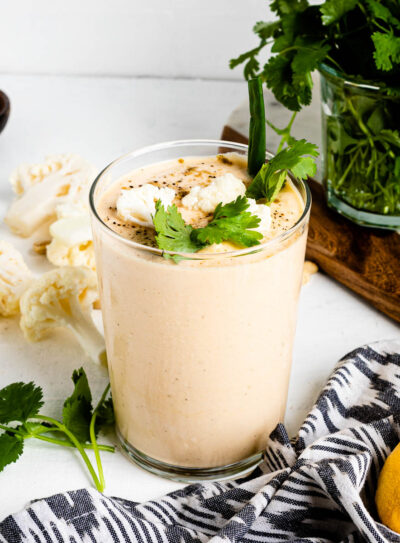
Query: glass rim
89 139 312 260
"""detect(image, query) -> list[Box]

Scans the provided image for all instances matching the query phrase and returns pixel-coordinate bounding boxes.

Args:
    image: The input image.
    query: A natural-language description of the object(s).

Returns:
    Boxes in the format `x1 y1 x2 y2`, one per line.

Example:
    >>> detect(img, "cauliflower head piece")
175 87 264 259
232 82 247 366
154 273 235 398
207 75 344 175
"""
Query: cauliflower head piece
0 241 32 316
5 154 97 237
20 266 104 364
46 203 95 270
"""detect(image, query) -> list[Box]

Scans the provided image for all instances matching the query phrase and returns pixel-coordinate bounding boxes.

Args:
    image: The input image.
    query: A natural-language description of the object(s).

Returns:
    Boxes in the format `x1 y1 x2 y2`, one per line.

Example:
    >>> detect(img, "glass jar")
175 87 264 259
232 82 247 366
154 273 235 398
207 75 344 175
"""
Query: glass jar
320 62 400 229
89 140 310 482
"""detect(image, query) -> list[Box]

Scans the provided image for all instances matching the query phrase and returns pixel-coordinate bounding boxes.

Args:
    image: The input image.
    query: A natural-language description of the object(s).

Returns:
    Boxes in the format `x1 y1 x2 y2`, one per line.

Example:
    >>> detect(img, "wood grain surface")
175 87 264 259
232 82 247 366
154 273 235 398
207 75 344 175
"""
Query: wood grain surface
222 125 400 324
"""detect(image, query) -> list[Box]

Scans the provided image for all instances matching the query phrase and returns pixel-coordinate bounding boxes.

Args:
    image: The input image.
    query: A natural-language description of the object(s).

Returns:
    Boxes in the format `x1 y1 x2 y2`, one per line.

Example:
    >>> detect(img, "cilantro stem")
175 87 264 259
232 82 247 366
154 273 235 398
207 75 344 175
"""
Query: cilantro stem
32 433 114 452
35 414 102 491
32 426 114 452
0 423 17 434
248 77 266 176
0 422 114 453
89 383 111 492
276 112 298 153
346 96 375 150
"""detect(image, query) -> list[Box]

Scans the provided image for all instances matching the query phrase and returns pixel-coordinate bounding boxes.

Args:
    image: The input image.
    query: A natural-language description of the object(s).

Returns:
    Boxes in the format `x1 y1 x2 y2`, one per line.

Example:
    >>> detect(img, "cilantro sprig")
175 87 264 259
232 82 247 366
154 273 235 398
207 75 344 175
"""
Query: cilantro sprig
154 196 263 257
231 3 400 217
246 139 318 201
154 75 318 259
230 0 400 110
154 201 201 255
191 197 263 247
246 77 318 203
0 368 114 492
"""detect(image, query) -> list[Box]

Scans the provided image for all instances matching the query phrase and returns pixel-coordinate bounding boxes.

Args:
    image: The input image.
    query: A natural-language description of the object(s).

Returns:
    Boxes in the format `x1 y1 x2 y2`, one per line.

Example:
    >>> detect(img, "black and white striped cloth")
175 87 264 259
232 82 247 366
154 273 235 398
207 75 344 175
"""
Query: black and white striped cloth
1 340 400 542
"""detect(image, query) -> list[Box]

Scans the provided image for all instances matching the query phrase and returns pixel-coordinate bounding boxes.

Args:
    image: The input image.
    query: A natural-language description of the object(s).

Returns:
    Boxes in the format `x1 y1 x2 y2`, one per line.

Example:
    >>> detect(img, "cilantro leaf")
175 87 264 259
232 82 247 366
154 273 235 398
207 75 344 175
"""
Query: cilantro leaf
253 20 280 40
0 382 43 424
366 0 400 29
264 55 304 112
63 368 93 443
246 166 287 203
153 201 203 256
372 31 400 71
291 41 331 74
0 371 114 492
246 139 318 201
229 42 266 80
271 0 308 16
191 197 263 248
0 434 24 472
95 397 115 436
320 0 358 25
154 198 262 256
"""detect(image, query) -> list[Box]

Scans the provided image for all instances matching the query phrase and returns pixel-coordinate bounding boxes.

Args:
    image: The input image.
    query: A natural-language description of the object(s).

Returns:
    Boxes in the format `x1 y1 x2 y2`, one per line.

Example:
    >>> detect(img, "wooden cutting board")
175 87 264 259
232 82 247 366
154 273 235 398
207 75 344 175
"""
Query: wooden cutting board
222 125 400 324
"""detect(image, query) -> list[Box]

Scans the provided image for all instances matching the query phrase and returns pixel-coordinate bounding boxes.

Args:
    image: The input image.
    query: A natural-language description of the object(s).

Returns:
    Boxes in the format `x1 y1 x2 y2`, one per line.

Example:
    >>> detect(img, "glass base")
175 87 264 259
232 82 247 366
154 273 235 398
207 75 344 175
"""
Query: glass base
326 188 400 230
117 428 262 483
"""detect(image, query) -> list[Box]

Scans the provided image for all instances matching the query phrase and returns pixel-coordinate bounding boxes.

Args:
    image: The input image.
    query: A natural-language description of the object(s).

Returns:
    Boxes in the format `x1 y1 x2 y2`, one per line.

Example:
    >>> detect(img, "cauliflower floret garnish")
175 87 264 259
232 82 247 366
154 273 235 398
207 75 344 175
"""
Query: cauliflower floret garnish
20 267 105 365
5 154 97 237
247 198 271 234
116 184 175 227
181 173 246 214
0 241 32 316
46 203 95 270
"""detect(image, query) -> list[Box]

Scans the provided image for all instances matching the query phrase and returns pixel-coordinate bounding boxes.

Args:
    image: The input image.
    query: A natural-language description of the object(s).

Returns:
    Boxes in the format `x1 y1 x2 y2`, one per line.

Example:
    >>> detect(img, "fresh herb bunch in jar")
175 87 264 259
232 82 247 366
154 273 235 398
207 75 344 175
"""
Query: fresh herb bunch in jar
231 0 400 228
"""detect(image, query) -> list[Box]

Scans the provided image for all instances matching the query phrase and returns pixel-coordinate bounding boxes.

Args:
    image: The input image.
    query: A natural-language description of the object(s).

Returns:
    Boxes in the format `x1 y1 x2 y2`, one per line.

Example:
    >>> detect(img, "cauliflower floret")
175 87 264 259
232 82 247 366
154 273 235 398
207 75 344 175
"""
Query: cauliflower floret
247 199 271 234
116 184 175 227
46 204 95 270
182 173 246 214
55 201 88 219
20 267 105 364
0 241 32 316
5 154 97 237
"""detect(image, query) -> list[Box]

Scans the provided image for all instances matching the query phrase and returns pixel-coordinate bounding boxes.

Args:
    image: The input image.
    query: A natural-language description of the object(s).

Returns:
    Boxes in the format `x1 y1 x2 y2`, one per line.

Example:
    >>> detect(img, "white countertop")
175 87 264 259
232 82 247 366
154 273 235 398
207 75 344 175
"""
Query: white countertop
0 73 398 521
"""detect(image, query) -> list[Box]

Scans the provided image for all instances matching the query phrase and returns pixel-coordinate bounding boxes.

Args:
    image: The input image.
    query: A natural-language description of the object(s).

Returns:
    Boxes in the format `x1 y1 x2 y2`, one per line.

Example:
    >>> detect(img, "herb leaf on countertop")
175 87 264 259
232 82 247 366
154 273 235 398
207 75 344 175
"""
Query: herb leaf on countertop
0 382 43 424
95 397 115 435
0 369 115 491
63 368 93 443
0 434 24 472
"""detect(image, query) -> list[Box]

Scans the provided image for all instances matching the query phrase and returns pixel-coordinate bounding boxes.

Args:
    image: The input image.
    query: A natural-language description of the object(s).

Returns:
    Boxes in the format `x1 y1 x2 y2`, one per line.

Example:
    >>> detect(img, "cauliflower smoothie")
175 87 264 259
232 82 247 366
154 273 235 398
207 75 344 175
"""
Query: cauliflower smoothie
91 141 310 479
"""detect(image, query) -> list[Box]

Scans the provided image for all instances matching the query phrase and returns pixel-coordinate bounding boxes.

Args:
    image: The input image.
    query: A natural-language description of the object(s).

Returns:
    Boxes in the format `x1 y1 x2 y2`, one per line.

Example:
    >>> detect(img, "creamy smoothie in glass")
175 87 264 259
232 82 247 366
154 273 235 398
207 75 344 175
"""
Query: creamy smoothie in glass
89 140 310 481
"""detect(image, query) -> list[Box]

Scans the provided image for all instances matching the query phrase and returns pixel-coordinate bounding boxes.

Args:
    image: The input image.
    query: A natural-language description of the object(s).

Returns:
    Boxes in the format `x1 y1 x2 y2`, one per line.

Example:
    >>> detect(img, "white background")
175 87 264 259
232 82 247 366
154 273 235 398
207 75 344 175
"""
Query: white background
0 0 272 79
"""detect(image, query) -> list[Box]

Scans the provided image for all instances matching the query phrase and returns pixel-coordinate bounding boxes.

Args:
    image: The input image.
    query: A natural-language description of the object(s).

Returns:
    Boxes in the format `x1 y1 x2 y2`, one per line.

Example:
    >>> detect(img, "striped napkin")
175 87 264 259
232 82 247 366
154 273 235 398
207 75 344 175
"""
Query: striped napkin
1 340 400 542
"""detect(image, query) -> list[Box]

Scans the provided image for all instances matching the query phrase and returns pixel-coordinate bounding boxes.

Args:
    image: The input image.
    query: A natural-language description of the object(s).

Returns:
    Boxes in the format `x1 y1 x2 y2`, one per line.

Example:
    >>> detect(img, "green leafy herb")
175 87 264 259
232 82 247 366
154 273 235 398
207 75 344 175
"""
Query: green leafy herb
230 0 400 217
0 434 24 472
0 369 114 492
248 78 266 176
230 0 400 105
191 197 263 247
320 0 358 25
246 139 319 201
0 382 43 424
63 369 93 443
153 197 263 257
95 397 115 435
372 30 400 71
153 200 202 256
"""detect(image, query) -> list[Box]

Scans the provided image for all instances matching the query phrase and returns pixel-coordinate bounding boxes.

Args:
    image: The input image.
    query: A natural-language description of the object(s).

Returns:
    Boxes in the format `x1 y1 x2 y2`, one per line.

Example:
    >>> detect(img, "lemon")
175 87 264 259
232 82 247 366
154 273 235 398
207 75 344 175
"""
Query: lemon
376 443 400 532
